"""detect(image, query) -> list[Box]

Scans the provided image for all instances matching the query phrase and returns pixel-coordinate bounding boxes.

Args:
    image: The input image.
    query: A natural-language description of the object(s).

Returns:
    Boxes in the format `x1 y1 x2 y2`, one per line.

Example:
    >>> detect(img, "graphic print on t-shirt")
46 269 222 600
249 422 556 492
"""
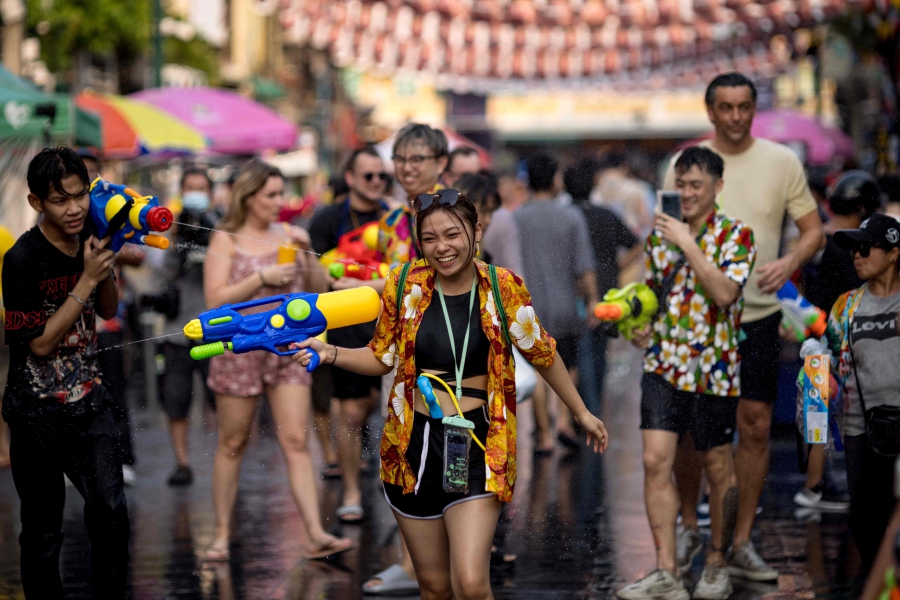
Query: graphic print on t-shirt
851 313 900 343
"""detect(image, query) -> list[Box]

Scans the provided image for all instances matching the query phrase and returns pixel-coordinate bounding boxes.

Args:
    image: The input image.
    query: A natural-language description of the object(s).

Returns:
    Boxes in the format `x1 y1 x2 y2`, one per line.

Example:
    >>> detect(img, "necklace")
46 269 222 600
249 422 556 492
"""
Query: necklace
39 221 78 256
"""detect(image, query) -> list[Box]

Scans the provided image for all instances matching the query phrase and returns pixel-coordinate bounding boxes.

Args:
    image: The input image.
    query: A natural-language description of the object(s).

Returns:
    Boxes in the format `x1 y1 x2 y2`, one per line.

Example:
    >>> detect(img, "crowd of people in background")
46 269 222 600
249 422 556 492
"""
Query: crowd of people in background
2 70 900 600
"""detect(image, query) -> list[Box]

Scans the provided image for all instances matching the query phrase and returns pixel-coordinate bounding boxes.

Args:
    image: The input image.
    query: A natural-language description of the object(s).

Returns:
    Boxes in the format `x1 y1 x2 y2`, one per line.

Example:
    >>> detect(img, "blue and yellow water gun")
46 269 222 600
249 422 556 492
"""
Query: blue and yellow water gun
89 177 173 251
182 288 381 371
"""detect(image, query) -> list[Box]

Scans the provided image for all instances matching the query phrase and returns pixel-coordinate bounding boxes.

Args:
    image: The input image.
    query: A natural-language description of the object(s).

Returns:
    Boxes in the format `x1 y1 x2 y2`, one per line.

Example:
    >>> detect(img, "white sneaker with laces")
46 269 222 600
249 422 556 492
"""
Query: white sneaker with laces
727 541 779 581
616 569 690 600
676 525 703 572
122 465 137 486
694 563 733 599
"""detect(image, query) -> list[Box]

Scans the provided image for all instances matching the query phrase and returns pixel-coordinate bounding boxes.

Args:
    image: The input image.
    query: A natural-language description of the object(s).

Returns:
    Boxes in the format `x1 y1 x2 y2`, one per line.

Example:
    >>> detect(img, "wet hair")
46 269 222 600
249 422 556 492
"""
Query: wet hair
181 167 212 192
674 147 725 180
447 146 479 172
344 146 382 173
27 146 90 201
415 191 479 265
219 160 284 232
563 162 596 202
525 153 558 192
454 173 498 213
393 123 448 158
705 72 758 106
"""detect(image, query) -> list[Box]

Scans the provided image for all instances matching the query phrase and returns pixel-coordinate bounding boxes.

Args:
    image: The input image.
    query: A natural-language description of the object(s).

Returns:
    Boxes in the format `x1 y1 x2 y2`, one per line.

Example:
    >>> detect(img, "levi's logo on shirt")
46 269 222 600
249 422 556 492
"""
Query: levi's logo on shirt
852 314 900 342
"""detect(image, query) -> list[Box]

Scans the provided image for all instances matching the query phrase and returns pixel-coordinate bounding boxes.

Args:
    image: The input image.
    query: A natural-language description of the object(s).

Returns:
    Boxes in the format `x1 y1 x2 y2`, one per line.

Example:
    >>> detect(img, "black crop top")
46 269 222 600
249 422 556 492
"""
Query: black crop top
415 290 490 401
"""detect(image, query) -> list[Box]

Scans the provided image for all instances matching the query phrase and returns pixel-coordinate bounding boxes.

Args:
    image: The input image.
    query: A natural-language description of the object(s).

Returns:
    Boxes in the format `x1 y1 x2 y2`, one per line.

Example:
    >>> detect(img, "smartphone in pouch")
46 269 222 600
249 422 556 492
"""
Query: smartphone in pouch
658 191 682 221
443 425 472 494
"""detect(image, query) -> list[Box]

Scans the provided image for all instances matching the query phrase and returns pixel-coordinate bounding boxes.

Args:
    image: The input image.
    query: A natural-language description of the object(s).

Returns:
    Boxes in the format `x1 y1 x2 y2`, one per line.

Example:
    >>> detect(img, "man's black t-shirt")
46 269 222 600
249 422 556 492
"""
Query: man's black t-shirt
2 226 101 403
801 233 864 313
309 198 384 348
576 202 640 296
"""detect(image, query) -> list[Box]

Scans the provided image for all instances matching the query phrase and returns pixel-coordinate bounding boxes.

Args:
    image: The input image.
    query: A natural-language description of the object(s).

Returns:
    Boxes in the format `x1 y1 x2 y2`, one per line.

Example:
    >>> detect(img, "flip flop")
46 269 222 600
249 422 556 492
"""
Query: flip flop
307 536 354 561
203 543 230 562
337 504 365 523
363 563 420 596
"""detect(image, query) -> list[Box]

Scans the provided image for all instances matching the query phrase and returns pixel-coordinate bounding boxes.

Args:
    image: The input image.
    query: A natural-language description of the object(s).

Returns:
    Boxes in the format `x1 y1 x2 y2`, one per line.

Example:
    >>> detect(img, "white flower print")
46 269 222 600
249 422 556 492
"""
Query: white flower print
404 284 423 319
699 348 717 373
710 369 730 395
381 343 397 367
689 294 709 319
510 305 540 350
714 322 731 350
721 238 740 262
645 353 661 371
675 344 692 369
486 292 499 327
391 382 406 424
686 321 711 345
726 261 750 284
677 371 696 390
660 340 678 366
652 245 668 268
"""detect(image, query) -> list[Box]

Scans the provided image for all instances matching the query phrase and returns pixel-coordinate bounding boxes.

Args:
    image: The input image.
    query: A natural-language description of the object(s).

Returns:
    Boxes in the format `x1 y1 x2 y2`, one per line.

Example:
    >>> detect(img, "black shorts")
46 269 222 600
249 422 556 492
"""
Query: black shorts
640 373 738 452
158 342 213 420
383 407 493 519
333 368 381 401
738 311 782 402
311 365 333 413
555 334 580 371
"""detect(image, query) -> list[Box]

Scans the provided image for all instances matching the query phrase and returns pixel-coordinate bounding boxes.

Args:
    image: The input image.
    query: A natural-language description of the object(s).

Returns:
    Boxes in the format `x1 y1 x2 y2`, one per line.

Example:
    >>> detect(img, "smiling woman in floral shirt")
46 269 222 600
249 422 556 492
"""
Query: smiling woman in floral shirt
294 190 607 600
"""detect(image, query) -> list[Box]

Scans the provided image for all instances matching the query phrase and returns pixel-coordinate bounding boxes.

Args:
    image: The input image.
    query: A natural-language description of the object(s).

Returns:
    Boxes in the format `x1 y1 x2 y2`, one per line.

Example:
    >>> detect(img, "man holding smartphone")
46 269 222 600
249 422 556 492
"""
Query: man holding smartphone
618 147 755 600
663 72 824 581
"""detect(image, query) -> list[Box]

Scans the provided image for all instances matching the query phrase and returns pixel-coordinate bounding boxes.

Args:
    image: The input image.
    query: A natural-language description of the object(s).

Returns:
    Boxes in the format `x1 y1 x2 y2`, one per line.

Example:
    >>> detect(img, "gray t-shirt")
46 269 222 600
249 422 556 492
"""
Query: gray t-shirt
482 206 523 275
844 290 900 437
514 200 596 338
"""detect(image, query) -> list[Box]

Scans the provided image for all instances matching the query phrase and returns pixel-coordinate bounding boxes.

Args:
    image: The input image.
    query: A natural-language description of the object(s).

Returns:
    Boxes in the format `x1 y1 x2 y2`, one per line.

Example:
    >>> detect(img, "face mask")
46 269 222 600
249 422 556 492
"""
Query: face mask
182 191 210 211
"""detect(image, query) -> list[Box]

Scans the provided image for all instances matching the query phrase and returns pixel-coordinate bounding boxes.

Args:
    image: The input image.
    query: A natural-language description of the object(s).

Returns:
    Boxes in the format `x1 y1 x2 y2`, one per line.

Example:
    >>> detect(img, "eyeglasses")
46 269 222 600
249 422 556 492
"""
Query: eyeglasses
850 243 889 258
414 189 460 212
392 154 437 167
363 172 390 182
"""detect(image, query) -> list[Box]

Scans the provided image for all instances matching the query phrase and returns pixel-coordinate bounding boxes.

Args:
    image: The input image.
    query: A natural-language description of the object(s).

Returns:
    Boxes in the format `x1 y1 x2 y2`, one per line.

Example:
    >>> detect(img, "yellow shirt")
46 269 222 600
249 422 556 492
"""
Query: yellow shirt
663 138 817 323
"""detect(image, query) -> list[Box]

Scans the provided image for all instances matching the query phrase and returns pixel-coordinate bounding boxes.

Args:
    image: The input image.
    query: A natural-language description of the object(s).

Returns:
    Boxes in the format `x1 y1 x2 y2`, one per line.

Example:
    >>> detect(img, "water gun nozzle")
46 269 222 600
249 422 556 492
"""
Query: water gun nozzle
183 319 204 340
594 303 624 321
146 206 173 232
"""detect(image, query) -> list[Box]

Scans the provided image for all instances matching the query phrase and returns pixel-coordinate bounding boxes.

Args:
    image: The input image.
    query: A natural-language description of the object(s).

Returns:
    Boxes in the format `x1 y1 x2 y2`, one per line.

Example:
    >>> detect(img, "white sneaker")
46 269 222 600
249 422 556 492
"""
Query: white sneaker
676 525 703 572
616 569 690 600
122 465 137 486
727 541 779 582
694 563 733 599
64 475 74 488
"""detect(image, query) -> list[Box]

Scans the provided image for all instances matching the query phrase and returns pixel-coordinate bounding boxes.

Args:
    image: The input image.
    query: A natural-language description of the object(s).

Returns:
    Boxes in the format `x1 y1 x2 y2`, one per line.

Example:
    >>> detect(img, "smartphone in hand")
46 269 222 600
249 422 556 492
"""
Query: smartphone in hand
657 191 682 221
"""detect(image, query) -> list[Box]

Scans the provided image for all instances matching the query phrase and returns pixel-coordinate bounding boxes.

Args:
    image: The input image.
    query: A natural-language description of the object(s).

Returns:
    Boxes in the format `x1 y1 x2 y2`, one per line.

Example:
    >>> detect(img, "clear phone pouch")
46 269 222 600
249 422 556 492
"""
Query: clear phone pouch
442 416 474 493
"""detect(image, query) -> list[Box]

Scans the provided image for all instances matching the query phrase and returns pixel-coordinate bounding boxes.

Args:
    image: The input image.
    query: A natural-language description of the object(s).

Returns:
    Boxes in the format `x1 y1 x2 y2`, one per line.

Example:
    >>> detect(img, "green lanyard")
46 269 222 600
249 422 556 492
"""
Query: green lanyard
435 274 478 402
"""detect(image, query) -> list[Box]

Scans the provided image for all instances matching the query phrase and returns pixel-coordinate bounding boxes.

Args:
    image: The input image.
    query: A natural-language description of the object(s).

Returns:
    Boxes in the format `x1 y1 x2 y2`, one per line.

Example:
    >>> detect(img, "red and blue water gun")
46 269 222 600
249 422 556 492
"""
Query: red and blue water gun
89 177 173 251
182 288 381 371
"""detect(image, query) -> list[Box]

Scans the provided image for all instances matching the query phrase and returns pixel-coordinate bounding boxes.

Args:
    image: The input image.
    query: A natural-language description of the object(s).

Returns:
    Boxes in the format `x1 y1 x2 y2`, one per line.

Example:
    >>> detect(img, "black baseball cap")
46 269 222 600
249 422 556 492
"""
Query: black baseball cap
834 214 900 250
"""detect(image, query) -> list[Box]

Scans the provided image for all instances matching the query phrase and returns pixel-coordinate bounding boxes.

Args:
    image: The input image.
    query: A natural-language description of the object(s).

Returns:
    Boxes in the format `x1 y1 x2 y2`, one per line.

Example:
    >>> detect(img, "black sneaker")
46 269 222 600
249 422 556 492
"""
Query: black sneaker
168 465 193 486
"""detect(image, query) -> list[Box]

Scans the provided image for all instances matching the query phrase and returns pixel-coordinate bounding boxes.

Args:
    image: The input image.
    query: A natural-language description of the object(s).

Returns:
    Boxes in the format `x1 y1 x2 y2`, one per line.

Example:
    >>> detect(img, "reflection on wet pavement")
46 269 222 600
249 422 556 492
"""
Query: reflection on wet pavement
0 344 864 598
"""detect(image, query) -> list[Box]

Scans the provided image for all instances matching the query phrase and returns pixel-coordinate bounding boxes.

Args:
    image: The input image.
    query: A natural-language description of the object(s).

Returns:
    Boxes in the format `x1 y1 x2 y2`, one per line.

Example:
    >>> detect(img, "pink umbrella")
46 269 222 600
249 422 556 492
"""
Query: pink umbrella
678 109 855 166
130 87 298 155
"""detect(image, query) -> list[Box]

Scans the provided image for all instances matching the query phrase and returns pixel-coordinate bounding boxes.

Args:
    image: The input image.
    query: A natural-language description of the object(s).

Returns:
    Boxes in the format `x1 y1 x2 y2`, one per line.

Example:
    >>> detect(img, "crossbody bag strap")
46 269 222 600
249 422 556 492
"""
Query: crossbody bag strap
844 288 868 415
395 262 412 318
488 265 515 365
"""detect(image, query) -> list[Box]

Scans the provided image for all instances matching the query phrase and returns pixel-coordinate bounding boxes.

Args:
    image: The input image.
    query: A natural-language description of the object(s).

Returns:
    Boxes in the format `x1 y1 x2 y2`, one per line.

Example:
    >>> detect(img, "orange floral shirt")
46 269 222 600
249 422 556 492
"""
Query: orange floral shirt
368 260 557 502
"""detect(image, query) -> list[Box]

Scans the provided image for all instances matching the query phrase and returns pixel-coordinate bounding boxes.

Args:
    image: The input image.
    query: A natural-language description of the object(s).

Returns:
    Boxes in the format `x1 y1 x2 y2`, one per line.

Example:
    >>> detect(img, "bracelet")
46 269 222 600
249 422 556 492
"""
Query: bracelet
257 269 268 287
330 345 338 365
67 292 86 307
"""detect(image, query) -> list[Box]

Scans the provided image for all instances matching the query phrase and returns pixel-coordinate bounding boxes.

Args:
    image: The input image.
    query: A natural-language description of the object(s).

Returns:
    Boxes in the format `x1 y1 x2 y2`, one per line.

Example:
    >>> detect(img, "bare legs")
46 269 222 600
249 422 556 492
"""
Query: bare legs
167 418 190 467
209 385 350 558
642 430 680 574
733 399 771 547
336 393 375 514
394 497 500 600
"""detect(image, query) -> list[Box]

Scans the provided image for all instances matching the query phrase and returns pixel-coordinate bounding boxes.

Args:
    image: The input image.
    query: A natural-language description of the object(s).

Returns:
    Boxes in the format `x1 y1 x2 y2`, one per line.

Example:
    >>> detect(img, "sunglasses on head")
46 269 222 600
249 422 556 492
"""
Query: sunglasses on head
413 189 460 212
850 243 889 258
363 172 390 182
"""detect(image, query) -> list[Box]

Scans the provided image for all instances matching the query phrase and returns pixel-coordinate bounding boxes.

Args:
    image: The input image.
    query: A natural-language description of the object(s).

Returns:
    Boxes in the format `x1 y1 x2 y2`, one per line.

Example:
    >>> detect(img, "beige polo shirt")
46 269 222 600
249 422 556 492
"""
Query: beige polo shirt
663 138 817 323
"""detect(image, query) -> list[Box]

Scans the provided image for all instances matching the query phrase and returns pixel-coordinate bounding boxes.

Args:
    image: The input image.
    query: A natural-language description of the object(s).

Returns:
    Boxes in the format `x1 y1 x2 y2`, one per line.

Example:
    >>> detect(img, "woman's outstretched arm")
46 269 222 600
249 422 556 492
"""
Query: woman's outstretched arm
291 337 392 377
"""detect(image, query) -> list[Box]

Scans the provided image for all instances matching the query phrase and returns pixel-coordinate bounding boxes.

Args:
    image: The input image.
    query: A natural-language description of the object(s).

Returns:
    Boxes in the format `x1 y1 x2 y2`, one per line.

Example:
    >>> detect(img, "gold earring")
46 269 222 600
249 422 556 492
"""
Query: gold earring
476 241 481 257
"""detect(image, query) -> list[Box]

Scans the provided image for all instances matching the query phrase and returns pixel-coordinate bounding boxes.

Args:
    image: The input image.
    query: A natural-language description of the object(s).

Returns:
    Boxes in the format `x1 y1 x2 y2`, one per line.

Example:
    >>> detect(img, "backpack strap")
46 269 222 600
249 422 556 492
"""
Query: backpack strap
395 262 412 315
489 265 515 364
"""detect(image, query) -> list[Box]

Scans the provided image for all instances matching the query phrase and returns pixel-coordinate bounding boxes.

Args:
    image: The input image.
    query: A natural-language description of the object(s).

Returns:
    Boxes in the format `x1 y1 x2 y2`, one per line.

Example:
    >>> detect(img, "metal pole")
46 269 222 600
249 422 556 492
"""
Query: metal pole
153 0 162 87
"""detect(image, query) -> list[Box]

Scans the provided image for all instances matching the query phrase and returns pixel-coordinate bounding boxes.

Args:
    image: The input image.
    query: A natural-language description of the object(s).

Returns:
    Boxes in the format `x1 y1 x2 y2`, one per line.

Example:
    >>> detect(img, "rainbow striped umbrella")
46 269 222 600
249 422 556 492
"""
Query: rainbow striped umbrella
75 92 208 158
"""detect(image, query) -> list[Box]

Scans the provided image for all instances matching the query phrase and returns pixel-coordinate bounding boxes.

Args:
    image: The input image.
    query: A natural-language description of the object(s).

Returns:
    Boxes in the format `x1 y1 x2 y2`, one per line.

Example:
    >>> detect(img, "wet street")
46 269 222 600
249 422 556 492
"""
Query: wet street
0 344 864 599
